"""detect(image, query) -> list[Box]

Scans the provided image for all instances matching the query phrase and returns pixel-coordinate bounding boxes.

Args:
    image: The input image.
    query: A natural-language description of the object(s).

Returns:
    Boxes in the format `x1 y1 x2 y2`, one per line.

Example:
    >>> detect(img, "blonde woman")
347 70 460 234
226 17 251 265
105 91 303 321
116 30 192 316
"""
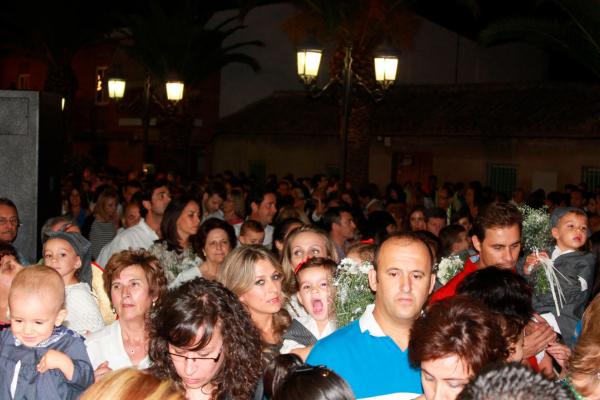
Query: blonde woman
280 225 338 318
218 245 290 361
83 187 120 260
81 368 183 400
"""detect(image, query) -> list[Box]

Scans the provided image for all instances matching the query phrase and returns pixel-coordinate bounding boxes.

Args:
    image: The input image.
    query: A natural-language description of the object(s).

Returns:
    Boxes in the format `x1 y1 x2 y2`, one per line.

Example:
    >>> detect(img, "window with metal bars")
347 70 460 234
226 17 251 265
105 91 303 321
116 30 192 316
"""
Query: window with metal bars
487 163 517 199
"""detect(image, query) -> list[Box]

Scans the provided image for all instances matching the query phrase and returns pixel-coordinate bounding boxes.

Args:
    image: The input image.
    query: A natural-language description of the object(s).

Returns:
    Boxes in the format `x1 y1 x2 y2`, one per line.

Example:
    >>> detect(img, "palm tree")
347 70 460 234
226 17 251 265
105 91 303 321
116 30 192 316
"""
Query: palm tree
285 0 421 188
114 0 264 174
478 0 600 80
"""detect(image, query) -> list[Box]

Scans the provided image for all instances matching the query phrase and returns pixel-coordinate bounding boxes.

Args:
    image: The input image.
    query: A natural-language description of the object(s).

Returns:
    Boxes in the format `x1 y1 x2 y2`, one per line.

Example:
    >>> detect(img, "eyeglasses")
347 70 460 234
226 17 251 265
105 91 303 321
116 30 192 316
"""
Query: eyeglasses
0 218 20 227
169 346 223 364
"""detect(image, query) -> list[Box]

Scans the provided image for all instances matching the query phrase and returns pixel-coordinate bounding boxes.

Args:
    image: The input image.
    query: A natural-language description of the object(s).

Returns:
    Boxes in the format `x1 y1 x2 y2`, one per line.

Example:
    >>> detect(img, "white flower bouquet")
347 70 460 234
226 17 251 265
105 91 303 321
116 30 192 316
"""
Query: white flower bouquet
334 258 375 328
436 254 465 285
518 205 566 315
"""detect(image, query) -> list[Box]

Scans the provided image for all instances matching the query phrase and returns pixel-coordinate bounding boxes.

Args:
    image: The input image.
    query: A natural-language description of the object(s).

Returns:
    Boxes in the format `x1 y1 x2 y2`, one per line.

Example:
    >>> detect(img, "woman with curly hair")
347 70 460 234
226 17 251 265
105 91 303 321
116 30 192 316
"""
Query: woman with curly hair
149 278 263 399
218 246 291 361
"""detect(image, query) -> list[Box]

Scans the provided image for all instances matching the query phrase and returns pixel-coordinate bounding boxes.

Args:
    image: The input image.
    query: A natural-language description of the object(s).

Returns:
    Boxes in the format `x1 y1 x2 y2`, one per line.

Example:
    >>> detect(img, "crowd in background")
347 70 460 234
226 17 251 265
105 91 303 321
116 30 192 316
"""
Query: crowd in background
0 164 599 399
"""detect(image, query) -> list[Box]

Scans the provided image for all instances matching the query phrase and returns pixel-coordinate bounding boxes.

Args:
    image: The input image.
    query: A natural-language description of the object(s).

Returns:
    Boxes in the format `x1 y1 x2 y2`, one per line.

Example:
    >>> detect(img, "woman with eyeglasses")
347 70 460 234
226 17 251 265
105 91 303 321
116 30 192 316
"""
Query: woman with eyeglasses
149 278 263 400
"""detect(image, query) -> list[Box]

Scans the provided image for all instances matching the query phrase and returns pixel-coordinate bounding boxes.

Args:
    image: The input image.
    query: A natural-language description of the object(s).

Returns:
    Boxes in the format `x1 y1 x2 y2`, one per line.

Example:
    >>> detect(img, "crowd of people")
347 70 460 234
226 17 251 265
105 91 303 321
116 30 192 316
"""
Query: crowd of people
0 166 599 399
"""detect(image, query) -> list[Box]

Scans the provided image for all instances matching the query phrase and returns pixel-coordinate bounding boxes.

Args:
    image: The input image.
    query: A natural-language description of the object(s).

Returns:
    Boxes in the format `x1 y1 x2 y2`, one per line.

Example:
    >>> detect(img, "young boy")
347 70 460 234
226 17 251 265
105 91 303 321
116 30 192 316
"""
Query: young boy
239 220 265 245
522 207 595 348
281 257 337 360
0 266 94 399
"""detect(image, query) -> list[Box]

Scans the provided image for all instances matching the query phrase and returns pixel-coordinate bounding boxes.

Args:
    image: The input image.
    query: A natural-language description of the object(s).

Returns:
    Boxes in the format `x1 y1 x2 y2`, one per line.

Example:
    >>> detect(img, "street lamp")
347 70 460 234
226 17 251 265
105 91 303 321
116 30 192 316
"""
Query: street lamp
296 37 399 184
107 73 185 165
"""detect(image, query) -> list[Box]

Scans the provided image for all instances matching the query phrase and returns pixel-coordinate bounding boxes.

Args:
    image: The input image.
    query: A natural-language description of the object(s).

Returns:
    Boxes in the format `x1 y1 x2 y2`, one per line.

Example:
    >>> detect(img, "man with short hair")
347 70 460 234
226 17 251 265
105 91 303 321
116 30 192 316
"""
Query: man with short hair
201 181 226 222
307 232 436 399
322 206 356 259
235 189 277 246
96 180 171 267
431 202 555 362
425 207 447 237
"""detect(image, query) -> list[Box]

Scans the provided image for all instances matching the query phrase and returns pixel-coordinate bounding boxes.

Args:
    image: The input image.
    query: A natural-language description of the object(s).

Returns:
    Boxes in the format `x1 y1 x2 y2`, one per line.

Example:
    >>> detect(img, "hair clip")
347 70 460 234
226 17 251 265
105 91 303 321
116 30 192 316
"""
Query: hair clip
294 257 310 275
360 238 375 245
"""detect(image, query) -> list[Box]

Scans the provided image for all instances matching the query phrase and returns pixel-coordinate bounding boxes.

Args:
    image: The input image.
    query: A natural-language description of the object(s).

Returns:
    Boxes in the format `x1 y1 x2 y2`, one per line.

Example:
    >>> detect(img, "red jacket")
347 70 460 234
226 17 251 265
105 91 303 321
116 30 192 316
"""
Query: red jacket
430 257 479 304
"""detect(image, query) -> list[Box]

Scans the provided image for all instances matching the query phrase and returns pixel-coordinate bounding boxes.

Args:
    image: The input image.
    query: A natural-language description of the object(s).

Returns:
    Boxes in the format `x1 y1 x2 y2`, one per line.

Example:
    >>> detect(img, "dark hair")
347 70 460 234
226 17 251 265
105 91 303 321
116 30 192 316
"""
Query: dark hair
193 218 237 261
450 208 473 226
245 188 276 217
159 194 200 253
439 224 467 257
266 355 354 400
129 191 148 219
321 206 353 233
0 240 17 260
140 179 170 203
240 219 264 236
456 267 533 347
149 278 263 399
458 362 575 400
0 198 17 211
124 180 142 191
471 202 522 242
271 217 303 257
364 211 396 245
425 207 447 221
405 205 426 231
374 231 434 272
413 230 441 263
204 181 227 201
294 257 337 289
263 354 304 399
409 296 507 374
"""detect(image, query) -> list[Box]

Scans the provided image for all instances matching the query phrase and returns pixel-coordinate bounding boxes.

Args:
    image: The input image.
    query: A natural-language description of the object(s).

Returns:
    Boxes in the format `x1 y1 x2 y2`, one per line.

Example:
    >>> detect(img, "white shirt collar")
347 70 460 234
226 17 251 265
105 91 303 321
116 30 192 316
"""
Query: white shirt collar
551 247 575 261
358 304 386 337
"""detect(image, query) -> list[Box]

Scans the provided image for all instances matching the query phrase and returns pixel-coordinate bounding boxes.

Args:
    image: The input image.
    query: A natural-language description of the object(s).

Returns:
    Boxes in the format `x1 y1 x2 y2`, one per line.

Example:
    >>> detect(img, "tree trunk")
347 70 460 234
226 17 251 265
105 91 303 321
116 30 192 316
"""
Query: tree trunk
343 96 372 189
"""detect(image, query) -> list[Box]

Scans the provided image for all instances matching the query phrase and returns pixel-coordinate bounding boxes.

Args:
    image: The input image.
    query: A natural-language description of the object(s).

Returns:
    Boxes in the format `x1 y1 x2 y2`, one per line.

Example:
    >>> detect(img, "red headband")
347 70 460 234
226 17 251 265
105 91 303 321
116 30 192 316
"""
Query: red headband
294 257 310 275
360 238 375 245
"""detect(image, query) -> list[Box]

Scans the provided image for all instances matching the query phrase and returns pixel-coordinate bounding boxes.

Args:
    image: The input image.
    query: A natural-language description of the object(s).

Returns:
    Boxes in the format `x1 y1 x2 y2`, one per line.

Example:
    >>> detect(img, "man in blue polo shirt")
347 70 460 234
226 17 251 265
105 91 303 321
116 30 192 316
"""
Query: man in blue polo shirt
307 232 436 399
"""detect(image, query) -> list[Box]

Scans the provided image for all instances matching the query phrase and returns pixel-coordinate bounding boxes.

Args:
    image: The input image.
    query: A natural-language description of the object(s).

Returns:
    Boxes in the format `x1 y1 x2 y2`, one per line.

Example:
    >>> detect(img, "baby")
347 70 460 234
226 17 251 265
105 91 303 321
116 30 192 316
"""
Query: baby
0 265 94 399
281 257 337 360
43 231 104 335
522 207 595 348
239 220 265 245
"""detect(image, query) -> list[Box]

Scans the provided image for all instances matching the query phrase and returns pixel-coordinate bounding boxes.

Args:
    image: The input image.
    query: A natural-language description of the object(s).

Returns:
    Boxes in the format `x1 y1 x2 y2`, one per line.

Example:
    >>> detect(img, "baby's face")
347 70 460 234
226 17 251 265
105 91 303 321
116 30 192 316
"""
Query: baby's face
239 230 264 245
552 213 589 251
297 267 334 322
9 290 64 347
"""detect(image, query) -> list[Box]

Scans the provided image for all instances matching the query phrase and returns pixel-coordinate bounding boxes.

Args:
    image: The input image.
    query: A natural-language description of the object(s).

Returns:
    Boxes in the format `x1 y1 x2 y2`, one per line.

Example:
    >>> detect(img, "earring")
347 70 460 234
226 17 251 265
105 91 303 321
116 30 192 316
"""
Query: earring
152 300 156 308
111 307 116 314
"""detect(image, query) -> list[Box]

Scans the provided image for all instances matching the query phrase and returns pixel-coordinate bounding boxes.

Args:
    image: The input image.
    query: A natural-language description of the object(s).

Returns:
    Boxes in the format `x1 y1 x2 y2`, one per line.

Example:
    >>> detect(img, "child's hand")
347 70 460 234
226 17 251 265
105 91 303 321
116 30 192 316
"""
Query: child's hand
523 252 549 275
94 361 112 381
37 349 75 381
546 342 571 369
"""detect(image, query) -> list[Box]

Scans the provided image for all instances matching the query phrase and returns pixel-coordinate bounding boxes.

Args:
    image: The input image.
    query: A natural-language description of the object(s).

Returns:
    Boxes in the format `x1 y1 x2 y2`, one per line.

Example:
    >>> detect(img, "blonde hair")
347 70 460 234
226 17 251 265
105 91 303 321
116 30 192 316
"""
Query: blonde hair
281 225 338 294
569 329 600 396
94 187 119 221
81 368 183 400
218 245 290 342
10 265 65 310
581 294 600 337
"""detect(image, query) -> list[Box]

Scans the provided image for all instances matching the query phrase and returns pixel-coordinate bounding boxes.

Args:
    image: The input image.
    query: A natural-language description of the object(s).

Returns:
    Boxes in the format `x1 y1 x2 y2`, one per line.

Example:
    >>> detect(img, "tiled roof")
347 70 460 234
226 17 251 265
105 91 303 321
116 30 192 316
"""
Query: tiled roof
217 83 600 139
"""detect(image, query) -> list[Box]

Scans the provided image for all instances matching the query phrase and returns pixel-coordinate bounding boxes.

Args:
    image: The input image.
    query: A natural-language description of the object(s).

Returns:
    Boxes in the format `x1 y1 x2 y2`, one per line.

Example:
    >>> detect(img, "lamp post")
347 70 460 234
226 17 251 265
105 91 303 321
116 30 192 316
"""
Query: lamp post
107 72 185 166
297 38 399 185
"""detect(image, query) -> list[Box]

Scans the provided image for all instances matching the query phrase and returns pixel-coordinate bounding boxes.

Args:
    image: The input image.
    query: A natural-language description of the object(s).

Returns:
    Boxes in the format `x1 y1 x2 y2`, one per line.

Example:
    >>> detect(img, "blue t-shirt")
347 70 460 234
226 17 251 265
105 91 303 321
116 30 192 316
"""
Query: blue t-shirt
307 306 422 399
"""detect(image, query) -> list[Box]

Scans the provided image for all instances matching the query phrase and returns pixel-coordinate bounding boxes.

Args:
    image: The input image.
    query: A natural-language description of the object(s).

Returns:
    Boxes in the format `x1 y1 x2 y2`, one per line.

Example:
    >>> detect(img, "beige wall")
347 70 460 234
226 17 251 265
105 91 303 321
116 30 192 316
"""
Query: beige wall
214 134 600 193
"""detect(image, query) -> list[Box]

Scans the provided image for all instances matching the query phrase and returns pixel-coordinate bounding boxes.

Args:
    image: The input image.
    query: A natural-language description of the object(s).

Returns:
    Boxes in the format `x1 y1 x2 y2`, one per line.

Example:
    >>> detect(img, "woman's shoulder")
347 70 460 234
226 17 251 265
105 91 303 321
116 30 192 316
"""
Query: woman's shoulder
85 321 119 343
